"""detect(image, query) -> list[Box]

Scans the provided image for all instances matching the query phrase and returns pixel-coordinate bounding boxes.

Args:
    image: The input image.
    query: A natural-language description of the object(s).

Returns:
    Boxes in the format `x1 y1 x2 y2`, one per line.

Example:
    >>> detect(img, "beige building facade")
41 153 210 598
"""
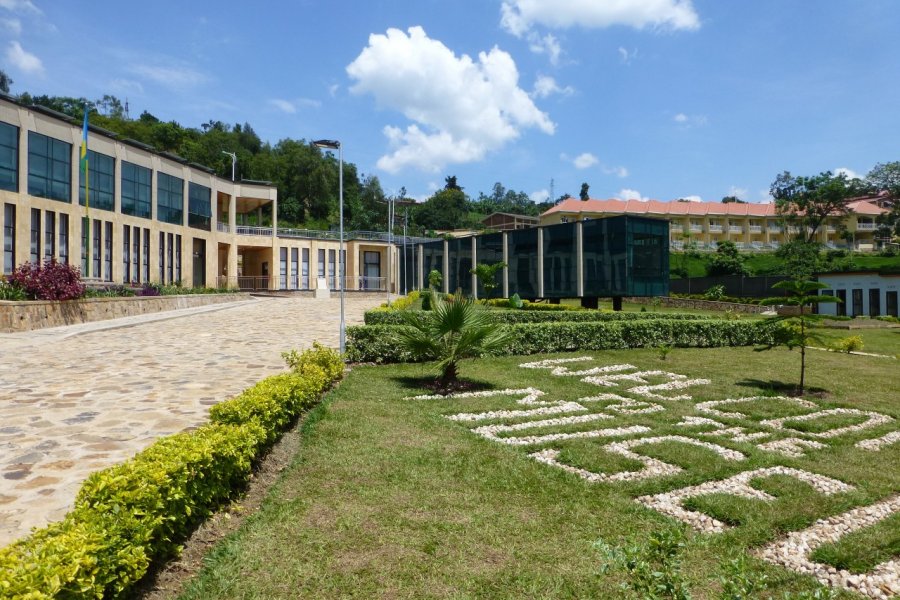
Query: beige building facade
540 198 890 251
0 96 416 293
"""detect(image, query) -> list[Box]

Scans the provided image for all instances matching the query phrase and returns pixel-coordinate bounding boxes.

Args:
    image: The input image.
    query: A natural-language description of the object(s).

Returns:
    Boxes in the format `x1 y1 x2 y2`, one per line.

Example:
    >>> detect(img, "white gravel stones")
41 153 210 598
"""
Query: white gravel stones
627 378 712 401
676 416 726 429
579 393 664 414
758 495 900 600
530 435 745 483
695 396 817 420
855 431 900 451
519 358 637 377
705 427 772 443
583 369 679 387
638 467 854 534
762 408 894 439
446 401 588 423
756 437 827 458
477 424 651 446
408 387 546 404
519 356 595 369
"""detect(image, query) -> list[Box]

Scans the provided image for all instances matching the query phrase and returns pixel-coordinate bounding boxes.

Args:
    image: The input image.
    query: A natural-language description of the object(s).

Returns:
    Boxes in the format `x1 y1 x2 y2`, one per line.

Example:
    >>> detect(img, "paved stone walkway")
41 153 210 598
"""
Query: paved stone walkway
0 295 383 547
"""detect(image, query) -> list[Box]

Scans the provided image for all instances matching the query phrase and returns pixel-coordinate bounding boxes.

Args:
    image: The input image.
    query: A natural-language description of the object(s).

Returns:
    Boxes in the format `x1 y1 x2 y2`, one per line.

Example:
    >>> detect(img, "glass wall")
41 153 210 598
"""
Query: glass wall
475 232 504 299
626 217 669 296
0 122 18 192
542 222 578 298
157 172 184 225
582 217 627 297
421 240 443 289
3 203 15 274
121 162 152 218
188 182 212 230
447 237 472 296
28 132 71 202
400 243 418 294
80 150 115 211
507 227 539 298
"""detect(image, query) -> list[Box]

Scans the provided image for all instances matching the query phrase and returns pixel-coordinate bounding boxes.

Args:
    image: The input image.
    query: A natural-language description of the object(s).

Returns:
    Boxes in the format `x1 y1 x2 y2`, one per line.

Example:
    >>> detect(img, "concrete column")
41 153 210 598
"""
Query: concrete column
471 236 478 299
228 194 237 232
417 244 424 291
576 221 584 297
502 232 509 298
442 239 449 294
537 227 544 299
228 243 238 288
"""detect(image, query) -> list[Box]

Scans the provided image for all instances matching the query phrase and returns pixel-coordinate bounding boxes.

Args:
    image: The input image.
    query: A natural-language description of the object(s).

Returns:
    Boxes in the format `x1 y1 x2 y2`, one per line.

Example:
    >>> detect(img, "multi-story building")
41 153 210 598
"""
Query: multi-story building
0 95 423 293
540 198 890 251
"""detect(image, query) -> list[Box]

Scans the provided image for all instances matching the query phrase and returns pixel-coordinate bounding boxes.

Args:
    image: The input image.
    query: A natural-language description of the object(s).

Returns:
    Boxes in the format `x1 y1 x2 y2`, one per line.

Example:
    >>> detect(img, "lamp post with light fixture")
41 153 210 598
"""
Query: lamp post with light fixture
312 139 345 354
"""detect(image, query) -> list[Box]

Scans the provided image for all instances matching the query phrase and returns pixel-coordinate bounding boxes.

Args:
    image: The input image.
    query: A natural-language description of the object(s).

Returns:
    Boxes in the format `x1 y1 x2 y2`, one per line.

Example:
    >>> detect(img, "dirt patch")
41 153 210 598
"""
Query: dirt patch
130 417 307 600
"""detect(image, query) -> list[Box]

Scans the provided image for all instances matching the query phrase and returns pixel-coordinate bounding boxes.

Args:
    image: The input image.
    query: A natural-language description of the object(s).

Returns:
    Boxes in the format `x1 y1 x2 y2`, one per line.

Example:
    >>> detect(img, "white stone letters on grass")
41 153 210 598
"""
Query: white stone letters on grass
695 396 818 420
637 467 854 534
762 408 894 439
855 431 900 451
758 495 900 600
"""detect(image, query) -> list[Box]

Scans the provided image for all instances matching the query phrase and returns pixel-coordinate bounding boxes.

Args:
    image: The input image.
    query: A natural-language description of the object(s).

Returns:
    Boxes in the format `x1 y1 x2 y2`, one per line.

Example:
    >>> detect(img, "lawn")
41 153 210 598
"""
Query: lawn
178 346 899 599
670 252 900 279
813 326 900 356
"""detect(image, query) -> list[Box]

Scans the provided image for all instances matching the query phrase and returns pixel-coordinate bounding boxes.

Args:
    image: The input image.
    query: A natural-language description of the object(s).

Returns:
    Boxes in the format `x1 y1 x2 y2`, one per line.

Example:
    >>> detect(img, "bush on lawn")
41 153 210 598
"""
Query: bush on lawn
347 319 778 363
0 344 342 598
364 309 713 326
9 259 85 301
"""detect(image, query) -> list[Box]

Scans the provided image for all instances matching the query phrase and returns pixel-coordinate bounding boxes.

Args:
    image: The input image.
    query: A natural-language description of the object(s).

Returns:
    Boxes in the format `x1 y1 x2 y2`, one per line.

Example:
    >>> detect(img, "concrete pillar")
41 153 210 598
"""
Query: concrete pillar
613 296 623 311
228 194 236 232
502 232 509 299
537 227 544 299
442 239 449 294
228 243 238 288
576 221 584 298
471 236 478 299
417 244 424 291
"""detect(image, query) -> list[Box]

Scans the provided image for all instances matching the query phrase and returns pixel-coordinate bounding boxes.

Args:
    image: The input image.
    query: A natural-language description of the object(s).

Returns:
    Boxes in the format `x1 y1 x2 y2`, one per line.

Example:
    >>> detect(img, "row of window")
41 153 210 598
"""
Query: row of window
277 247 356 290
0 122 212 231
822 288 899 318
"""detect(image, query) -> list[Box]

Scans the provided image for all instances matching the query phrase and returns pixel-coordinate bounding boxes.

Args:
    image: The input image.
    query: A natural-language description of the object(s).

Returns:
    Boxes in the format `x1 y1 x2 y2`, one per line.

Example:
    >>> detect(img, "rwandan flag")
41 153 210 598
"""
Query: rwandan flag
81 105 90 275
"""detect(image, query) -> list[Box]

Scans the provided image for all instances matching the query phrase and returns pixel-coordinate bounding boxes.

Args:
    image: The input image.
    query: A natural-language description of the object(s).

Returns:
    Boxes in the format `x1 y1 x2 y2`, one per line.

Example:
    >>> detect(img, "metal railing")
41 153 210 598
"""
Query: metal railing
235 225 274 236
748 225 762 233
728 226 743 233
708 224 723 232
217 222 230 233
767 225 782 233
856 222 875 231
689 225 703 232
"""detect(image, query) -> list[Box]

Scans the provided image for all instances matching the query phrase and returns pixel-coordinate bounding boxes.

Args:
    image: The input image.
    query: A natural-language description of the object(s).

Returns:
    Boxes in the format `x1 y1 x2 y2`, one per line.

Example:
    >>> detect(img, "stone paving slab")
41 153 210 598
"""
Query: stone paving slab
0 295 382 547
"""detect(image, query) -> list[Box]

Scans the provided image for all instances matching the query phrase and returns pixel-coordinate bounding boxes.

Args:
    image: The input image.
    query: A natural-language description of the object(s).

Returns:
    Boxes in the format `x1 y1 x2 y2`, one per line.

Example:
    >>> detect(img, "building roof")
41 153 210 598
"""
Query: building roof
482 212 539 221
542 197 888 218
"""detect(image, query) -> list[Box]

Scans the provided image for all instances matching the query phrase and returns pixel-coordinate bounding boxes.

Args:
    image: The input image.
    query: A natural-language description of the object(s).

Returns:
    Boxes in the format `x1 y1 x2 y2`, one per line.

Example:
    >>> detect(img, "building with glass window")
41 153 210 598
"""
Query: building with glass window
0 95 421 292
816 272 900 318
414 215 669 306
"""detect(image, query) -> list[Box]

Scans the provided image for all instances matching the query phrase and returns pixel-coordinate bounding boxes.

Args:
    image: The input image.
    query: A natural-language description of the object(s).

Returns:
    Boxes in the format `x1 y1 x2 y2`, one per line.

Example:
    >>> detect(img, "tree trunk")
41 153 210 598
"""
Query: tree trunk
441 361 458 387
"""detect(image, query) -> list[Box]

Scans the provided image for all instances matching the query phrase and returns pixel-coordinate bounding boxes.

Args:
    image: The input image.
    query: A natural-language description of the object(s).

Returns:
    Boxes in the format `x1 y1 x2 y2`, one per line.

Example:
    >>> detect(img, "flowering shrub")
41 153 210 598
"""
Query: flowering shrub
137 283 162 297
9 260 85 301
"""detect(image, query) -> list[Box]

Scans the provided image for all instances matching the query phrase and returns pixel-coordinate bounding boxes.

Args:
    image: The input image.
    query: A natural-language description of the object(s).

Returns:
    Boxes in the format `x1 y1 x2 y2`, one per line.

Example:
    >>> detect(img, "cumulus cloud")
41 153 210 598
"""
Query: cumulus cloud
347 26 554 174
834 167 862 180
617 188 649 202
5 40 42 74
532 75 574 98
501 0 700 36
573 152 599 169
530 188 550 203
678 195 703 202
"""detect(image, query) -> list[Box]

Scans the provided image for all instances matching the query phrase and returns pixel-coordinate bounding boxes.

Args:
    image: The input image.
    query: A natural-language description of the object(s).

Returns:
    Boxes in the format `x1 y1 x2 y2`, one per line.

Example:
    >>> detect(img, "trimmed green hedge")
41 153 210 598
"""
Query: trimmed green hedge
347 319 778 364
0 344 343 598
364 309 714 326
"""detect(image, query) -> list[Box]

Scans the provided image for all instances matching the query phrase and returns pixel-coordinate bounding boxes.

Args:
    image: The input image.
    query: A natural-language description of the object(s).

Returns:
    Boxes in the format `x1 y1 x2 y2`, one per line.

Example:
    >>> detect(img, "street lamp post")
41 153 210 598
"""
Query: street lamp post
221 151 236 182
313 139 345 355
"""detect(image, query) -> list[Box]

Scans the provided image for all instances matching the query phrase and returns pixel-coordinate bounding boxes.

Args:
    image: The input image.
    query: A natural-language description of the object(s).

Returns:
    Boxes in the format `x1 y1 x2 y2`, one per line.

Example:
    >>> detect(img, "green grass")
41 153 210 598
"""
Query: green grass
811 513 900 573
669 251 900 278
178 346 899 599
814 326 900 356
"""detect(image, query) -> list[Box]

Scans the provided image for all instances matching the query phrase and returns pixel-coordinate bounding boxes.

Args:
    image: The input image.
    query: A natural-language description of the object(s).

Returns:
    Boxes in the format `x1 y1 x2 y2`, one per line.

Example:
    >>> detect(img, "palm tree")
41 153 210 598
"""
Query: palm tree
396 290 511 386
759 279 839 395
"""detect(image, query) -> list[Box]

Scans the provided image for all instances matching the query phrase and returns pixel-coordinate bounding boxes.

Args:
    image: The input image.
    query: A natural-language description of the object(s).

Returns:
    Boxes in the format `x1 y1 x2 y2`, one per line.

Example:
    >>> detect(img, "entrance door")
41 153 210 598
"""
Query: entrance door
363 251 381 290
887 291 898 317
192 238 206 288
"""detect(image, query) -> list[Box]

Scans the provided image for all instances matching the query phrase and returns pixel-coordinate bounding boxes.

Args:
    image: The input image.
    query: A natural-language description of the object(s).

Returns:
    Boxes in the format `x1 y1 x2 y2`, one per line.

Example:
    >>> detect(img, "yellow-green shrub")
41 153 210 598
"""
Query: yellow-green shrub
0 345 341 598
282 341 344 382
830 335 864 353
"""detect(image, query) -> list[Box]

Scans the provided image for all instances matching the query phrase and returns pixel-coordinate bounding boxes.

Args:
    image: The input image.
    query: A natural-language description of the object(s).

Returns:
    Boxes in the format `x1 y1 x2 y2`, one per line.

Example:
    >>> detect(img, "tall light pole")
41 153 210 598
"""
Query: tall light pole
221 151 237 182
313 139 345 355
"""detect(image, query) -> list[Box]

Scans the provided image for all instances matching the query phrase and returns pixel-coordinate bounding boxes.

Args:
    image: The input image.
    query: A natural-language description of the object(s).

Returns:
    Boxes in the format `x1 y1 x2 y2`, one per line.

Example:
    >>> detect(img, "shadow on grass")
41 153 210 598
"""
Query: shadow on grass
392 375 497 395
736 378 829 398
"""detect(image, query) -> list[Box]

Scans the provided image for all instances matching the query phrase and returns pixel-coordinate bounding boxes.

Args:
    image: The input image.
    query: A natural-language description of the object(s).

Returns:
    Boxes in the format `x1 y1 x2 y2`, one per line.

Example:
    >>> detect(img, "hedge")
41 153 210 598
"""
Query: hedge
0 344 343 599
346 319 779 364
364 309 714 326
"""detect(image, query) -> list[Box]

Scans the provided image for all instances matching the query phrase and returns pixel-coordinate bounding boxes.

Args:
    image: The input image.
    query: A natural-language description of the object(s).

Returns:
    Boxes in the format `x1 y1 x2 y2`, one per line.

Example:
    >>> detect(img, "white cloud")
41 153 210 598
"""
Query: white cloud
573 152 599 169
0 0 41 14
347 26 554 174
530 188 550 202
532 75 573 98
726 186 748 200
673 112 708 127
269 98 296 114
678 195 703 202
130 62 209 90
501 0 700 35
108 78 144 96
603 165 629 178
834 167 862 180
618 46 638 64
674 112 688 123
5 40 42 74
527 32 561 65
1 17 21 34
617 188 649 202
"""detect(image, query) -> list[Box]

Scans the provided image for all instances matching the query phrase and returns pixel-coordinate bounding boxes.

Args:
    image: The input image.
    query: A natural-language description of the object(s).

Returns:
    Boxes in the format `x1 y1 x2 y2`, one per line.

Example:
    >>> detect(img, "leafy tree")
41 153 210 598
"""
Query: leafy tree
866 161 900 195
774 240 825 279
471 182 538 217
471 262 506 301
0 70 13 94
721 196 746 204
414 188 469 230
770 171 864 243
705 240 750 276
395 291 511 386
444 175 462 191
579 182 590 201
758 280 839 395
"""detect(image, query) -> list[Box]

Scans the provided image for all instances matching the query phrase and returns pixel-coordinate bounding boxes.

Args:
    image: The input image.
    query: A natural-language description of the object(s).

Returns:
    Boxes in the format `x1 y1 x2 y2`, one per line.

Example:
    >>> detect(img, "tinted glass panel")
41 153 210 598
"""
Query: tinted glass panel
475 232 504 299
28 132 71 202
421 240 444 289
507 227 539 298
188 182 211 230
627 217 669 296
79 150 114 211
121 162 152 218
542 223 577 298
157 172 184 225
0 122 18 192
446 238 472 296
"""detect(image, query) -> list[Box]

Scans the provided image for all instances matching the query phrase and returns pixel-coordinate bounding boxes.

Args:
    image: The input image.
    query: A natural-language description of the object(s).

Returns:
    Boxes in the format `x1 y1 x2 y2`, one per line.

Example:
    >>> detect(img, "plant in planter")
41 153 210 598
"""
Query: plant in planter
0 276 26 300
9 260 86 301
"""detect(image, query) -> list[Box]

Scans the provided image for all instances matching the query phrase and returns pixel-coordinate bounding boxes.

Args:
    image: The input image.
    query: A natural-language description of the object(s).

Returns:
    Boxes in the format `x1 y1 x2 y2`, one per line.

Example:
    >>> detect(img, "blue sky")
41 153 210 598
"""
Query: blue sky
2 0 898 205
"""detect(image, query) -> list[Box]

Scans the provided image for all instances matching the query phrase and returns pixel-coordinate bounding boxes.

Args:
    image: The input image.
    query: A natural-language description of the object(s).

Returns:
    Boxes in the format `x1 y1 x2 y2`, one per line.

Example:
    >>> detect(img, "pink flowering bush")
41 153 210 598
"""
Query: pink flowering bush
9 259 86 301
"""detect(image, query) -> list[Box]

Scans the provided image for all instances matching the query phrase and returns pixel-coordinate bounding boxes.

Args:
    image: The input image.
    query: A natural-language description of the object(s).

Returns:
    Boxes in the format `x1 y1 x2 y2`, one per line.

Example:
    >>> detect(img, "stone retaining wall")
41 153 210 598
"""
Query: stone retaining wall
0 293 250 333
626 296 801 315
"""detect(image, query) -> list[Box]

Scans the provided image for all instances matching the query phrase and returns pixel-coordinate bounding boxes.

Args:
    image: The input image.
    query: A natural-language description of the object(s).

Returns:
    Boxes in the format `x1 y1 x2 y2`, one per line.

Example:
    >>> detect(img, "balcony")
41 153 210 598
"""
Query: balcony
857 222 876 231
216 222 230 233
767 225 781 233
708 224 723 233
689 224 703 233
748 225 762 233
826 225 837 233
728 225 743 234
235 225 274 236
